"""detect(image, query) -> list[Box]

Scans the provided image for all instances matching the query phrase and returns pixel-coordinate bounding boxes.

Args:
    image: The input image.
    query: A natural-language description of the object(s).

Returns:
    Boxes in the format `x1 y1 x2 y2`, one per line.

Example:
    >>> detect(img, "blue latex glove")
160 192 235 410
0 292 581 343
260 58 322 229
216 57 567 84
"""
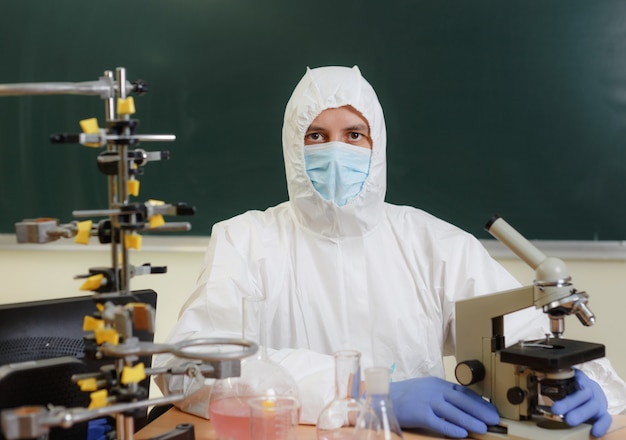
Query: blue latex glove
389 377 499 438
550 369 611 438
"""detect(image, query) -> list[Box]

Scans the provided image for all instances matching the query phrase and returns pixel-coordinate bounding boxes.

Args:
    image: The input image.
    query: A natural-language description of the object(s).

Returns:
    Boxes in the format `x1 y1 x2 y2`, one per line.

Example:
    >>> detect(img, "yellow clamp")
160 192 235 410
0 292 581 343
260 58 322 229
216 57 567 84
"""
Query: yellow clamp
121 363 146 385
79 118 101 148
77 378 98 392
94 327 119 345
74 220 92 245
117 96 136 116
147 199 165 228
89 389 108 409
125 233 142 250
83 315 105 332
128 176 140 197
80 273 104 291
149 215 165 229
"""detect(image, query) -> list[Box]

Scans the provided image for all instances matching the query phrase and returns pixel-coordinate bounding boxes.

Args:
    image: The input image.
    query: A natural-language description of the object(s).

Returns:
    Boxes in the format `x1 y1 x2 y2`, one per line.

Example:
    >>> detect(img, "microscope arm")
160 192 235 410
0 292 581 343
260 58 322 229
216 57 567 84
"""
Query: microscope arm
455 285 534 398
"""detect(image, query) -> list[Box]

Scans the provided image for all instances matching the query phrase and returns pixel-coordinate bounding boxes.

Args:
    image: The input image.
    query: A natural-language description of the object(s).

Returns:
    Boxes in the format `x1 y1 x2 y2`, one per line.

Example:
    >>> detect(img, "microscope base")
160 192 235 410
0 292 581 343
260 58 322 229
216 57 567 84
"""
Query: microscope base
470 418 591 440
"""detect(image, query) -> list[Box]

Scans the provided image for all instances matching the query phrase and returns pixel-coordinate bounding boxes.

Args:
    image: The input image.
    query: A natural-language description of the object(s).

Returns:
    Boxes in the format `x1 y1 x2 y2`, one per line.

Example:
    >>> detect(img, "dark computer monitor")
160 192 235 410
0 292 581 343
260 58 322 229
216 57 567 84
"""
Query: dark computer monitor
0 289 157 440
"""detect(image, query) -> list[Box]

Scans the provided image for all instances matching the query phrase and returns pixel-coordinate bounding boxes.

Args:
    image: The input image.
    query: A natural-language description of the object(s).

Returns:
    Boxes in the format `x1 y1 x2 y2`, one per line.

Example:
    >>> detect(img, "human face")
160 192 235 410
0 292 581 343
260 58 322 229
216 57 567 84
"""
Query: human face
304 106 372 149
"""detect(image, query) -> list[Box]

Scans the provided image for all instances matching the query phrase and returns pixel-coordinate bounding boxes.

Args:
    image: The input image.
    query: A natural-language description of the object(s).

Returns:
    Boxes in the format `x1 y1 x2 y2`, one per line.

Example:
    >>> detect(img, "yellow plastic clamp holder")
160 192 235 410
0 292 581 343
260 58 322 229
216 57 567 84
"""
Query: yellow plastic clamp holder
75 220 93 245
125 233 142 250
149 214 165 229
77 378 98 392
128 177 140 197
80 273 104 291
83 315 105 332
121 363 146 385
89 389 108 409
117 96 136 116
79 118 101 148
94 328 120 345
80 118 99 133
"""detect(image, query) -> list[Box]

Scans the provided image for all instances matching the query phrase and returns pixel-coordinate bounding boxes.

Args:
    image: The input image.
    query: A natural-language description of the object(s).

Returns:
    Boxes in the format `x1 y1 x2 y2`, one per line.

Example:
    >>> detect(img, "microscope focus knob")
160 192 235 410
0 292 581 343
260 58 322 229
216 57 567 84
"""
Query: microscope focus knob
507 387 526 405
455 360 485 386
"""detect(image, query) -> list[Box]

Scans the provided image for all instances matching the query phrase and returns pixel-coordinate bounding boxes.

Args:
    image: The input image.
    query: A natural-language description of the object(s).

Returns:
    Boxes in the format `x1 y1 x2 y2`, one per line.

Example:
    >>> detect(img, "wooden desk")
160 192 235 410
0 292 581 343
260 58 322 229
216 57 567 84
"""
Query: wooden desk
135 407 626 440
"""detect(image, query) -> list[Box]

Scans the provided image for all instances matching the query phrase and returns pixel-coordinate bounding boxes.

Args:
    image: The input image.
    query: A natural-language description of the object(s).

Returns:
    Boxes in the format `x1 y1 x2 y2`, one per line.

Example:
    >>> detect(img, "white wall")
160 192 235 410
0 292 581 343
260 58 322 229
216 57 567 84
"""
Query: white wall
1 235 625 398
0 235 209 350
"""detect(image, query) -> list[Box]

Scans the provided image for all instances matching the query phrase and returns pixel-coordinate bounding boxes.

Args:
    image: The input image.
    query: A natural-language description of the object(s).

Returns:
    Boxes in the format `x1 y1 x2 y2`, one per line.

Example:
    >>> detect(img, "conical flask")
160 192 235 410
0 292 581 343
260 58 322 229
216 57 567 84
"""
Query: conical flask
316 350 363 439
208 295 301 440
353 366 403 440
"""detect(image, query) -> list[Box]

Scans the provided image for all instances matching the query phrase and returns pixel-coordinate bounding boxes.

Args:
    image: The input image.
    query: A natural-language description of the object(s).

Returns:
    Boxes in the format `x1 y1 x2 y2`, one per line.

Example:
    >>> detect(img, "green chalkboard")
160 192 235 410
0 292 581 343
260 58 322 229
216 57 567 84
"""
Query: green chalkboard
2 0 626 240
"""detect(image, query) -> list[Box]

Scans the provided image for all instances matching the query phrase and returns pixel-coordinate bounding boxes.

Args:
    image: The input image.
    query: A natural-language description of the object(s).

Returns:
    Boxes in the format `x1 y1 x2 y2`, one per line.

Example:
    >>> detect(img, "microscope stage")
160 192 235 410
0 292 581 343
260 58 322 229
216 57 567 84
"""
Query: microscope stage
500 338 605 370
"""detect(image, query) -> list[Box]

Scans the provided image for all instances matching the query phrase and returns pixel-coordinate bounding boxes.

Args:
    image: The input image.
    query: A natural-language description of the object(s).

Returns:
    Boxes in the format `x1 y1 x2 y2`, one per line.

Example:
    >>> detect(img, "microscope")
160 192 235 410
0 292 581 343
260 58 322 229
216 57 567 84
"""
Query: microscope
455 215 605 439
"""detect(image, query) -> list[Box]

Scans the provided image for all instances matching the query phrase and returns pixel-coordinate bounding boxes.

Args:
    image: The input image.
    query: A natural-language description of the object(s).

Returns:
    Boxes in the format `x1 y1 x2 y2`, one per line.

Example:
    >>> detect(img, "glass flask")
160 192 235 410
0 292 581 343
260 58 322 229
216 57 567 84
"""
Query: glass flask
353 366 403 440
316 350 363 440
208 295 301 440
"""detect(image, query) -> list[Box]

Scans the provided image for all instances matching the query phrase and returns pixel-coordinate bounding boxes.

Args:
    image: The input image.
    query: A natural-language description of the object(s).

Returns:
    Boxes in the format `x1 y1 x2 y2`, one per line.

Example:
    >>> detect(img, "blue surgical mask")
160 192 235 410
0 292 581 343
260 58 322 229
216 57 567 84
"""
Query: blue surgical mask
304 141 372 206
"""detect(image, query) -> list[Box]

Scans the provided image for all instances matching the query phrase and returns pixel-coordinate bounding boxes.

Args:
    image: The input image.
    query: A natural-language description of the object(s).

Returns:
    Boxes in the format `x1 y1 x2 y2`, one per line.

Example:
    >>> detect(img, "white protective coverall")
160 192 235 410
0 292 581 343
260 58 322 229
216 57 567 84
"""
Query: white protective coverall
155 66 626 424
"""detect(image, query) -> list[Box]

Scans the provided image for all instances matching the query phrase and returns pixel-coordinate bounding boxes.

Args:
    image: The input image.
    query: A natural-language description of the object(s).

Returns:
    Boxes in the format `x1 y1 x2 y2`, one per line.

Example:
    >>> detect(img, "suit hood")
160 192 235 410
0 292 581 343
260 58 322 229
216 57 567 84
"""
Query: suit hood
281 66 387 238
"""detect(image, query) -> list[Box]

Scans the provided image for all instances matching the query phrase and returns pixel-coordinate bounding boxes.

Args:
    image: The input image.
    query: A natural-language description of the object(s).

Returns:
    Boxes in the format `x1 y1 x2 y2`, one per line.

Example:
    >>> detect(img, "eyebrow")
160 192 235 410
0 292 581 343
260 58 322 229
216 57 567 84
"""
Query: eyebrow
345 124 369 132
305 124 369 133
305 125 326 133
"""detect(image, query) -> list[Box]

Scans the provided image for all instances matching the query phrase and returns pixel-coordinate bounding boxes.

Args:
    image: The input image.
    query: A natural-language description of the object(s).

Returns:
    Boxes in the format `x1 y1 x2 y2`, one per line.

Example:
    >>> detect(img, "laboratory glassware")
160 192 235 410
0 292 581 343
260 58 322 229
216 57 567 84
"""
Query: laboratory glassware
353 366 403 440
249 395 299 440
208 295 300 440
316 349 363 439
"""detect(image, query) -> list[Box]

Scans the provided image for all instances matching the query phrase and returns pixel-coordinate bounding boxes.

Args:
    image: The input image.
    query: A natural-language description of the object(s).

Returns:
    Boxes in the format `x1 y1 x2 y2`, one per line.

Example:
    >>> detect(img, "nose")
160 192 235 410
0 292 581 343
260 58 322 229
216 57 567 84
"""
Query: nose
322 131 336 142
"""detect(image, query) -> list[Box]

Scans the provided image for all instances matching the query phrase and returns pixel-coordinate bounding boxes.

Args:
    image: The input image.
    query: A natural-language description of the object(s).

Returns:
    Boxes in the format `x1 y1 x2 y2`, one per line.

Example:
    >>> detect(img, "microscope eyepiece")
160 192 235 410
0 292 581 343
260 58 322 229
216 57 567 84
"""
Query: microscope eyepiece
484 214 502 231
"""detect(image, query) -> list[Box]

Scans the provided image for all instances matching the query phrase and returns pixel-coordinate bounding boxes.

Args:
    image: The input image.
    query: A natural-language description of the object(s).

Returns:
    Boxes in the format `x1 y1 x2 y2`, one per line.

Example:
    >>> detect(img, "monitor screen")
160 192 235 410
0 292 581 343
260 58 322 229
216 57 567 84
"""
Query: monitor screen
0 289 157 440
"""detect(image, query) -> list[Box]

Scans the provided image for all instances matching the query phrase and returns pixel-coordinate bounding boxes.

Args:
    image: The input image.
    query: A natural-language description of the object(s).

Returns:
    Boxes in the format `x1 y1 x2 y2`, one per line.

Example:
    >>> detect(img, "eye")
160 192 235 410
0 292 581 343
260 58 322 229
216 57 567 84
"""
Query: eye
304 132 325 144
349 132 363 141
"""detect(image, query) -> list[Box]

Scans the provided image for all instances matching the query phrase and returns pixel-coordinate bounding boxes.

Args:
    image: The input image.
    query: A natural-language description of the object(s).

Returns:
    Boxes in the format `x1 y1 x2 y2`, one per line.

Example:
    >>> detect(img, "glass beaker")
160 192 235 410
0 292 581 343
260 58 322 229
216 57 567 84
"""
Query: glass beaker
208 295 301 440
353 366 403 440
316 350 362 439
249 395 299 440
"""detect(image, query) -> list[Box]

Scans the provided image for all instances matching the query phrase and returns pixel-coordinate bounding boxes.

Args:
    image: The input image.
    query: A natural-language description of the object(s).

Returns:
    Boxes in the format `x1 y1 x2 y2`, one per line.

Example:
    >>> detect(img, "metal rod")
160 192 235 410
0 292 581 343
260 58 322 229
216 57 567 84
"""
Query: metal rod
116 413 126 440
0 79 133 99
116 67 131 292
103 70 120 285
50 394 185 427
124 416 134 440
105 134 176 142
73 209 121 217
104 71 116 121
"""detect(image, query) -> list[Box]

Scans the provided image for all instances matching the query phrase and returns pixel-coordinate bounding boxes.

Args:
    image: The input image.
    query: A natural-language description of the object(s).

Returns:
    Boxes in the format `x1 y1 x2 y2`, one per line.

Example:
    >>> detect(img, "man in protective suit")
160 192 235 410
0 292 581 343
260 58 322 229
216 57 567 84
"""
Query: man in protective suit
156 66 626 438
